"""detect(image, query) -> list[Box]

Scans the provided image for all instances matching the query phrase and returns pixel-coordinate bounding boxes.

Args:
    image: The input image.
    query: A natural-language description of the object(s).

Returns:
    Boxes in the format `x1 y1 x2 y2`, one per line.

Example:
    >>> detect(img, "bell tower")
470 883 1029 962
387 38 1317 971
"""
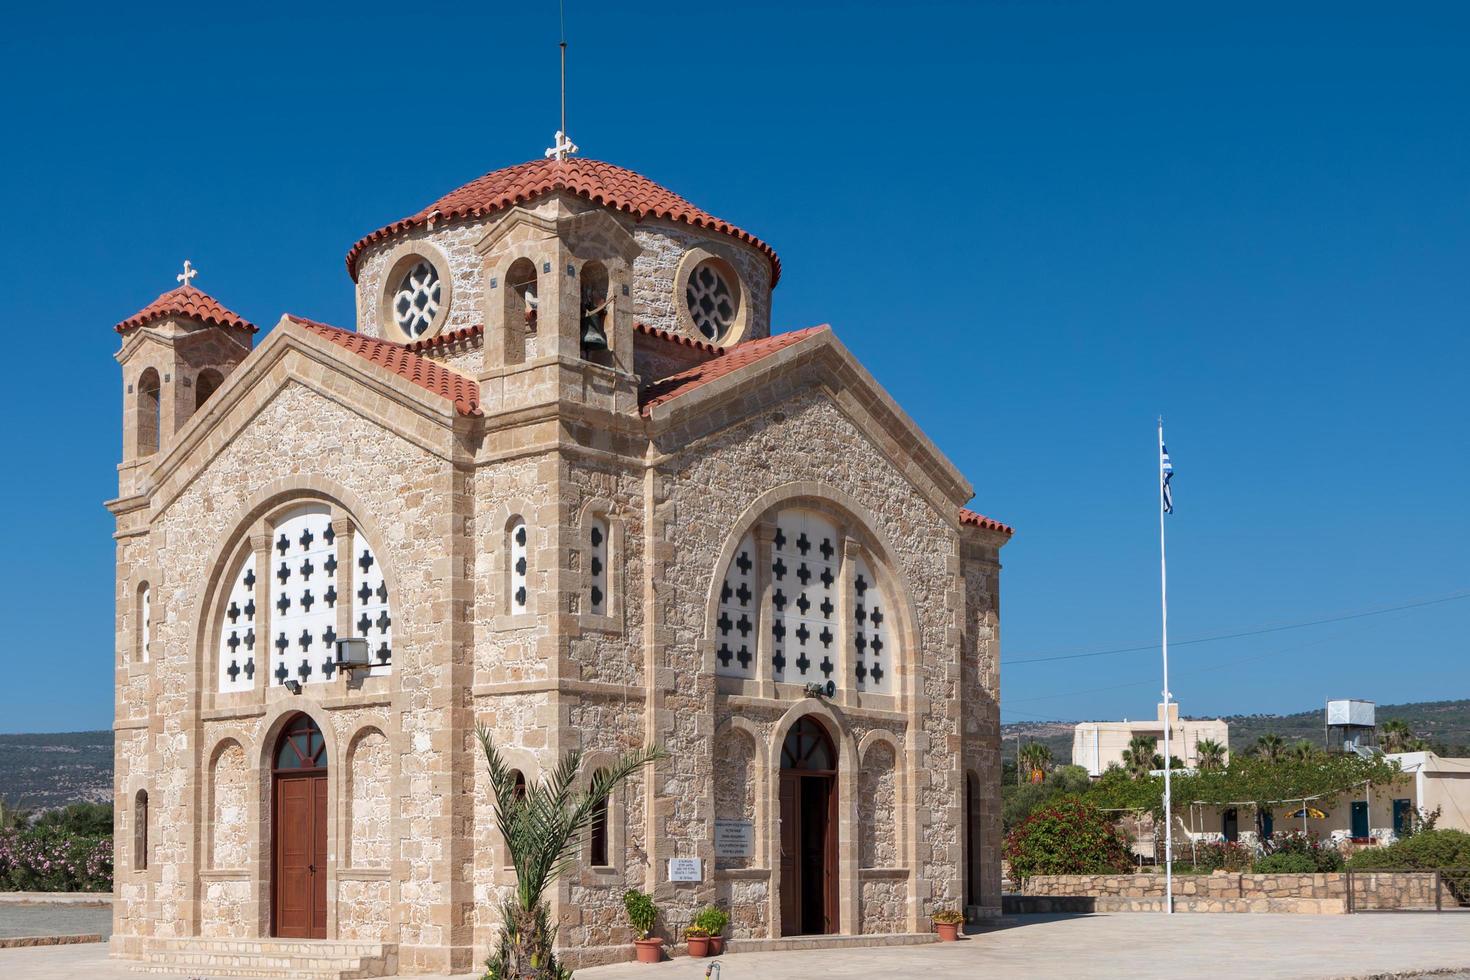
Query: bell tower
473 196 639 416
113 263 256 497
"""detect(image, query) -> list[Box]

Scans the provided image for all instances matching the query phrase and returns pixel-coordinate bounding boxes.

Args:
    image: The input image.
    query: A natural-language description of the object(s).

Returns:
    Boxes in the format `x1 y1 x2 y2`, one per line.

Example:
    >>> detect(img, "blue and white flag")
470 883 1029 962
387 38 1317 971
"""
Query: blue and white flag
1160 443 1175 514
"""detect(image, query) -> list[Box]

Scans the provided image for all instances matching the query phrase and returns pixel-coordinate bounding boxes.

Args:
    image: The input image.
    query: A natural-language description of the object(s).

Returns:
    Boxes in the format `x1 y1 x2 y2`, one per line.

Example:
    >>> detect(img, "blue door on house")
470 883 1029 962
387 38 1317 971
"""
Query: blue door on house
1393 799 1413 837
1351 801 1370 839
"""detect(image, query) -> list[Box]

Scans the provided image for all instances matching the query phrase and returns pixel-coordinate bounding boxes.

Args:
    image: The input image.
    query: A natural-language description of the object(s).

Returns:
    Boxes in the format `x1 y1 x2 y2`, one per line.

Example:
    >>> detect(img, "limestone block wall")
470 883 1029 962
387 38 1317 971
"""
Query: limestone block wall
652 385 967 932
1022 872 1441 909
859 874 907 933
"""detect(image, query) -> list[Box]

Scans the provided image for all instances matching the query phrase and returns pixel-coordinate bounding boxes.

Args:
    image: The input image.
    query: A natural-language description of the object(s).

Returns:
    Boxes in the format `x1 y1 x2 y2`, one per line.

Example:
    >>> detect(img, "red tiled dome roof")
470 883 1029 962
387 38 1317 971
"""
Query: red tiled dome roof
345 158 781 286
114 285 257 335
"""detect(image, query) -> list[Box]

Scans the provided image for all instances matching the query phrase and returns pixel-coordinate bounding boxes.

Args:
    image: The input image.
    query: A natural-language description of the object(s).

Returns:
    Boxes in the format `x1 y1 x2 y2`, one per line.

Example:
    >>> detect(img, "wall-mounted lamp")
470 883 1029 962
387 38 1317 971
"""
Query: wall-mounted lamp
283 680 303 695
334 637 372 676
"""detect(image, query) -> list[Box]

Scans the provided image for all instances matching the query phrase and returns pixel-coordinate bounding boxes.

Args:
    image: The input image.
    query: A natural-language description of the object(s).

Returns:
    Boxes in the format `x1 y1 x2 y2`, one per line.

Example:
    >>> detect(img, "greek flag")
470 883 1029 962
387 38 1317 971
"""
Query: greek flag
1161 443 1175 514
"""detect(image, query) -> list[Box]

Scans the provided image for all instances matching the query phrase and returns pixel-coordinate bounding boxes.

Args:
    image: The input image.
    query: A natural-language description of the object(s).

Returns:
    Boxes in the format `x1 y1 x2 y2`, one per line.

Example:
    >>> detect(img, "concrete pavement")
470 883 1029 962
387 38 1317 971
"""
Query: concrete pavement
2 913 1469 979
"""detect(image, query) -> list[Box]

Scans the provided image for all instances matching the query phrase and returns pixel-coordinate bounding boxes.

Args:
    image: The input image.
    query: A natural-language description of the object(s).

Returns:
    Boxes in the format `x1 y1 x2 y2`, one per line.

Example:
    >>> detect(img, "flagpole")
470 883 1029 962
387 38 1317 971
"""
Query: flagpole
1158 418 1174 914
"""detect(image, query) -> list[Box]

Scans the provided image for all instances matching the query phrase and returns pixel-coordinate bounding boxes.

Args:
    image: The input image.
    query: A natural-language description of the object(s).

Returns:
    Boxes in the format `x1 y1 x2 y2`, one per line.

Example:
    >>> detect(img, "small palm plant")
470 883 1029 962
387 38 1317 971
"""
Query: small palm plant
1018 742 1053 783
1253 733 1286 763
1121 735 1159 779
477 724 666 980
1380 719 1414 754
1195 739 1227 772
1290 739 1319 762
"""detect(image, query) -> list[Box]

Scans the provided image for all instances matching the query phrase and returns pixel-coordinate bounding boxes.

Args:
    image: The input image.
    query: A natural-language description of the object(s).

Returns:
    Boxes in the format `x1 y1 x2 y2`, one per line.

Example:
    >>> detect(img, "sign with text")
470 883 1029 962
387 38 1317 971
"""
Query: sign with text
713 820 754 858
668 858 703 882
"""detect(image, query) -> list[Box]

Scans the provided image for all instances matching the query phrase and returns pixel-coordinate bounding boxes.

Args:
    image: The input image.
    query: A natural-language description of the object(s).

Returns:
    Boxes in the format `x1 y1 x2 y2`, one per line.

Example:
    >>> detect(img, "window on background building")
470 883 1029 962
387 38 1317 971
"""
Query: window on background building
589 768 610 866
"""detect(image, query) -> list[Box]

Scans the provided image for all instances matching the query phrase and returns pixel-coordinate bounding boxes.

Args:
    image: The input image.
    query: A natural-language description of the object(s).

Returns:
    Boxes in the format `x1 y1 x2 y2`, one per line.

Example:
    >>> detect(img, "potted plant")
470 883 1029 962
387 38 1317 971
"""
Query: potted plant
932 908 964 942
692 904 730 955
684 924 711 958
624 888 663 963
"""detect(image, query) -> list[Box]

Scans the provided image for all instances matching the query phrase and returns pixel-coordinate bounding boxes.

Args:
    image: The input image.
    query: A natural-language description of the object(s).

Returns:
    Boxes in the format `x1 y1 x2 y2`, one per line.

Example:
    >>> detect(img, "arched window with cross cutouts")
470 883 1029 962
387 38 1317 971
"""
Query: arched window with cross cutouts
713 505 899 697
215 503 392 693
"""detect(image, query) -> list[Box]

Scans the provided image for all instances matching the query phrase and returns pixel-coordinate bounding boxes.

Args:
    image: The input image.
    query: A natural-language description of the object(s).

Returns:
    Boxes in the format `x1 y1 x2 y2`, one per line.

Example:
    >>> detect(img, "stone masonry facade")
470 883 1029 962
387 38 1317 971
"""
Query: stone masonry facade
107 157 1010 975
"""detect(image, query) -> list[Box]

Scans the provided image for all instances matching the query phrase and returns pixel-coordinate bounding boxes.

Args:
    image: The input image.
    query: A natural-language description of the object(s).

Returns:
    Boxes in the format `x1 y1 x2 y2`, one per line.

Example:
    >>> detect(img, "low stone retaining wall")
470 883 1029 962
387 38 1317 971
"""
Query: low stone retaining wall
1004 894 1343 915
1020 872 1441 912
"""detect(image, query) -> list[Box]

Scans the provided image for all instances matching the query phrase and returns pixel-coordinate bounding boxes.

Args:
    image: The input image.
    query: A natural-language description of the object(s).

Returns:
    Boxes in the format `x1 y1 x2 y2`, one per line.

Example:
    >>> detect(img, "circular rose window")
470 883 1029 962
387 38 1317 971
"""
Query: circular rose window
685 260 739 343
392 260 442 339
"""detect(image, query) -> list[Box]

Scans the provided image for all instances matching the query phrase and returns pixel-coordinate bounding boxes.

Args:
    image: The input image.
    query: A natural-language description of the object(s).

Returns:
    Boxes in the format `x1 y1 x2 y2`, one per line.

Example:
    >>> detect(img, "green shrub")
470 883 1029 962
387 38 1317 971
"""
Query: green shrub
622 888 658 937
1259 831 1343 872
1347 829 1470 870
1193 840 1253 872
1253 852 1317 873
691 904 729 936
1003 797 1133 883
0 827 113 892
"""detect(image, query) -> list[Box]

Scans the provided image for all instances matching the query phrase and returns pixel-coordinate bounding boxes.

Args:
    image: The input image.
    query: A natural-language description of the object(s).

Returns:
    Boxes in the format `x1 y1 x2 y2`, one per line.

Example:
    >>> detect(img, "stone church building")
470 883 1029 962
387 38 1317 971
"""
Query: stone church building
107 155 1010 976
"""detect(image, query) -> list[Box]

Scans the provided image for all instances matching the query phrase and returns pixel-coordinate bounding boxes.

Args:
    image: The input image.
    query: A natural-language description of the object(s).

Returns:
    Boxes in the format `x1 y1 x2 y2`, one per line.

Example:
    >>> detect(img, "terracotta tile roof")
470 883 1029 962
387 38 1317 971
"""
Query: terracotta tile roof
288 316 482 417
404 323 485 353
634 321 725 356
115 285 257 335
639 325 829 417
959 508 1014 536
346 158 781 286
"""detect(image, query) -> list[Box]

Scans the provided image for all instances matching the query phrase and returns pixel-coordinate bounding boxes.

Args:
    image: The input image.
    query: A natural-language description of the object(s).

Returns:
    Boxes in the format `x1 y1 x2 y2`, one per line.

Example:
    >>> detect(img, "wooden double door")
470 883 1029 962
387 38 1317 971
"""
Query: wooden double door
779 718 838 936
272 713 328 939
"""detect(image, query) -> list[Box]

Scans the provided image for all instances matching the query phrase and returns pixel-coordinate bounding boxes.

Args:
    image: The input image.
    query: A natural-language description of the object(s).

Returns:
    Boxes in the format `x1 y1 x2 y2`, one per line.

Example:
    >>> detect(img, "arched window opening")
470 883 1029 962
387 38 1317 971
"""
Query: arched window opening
133 790 149 870
588 517 609 616
714 506 899 697
589 767 610 866
781 717 836 773
216 505 391 694
579 261 610 363
503 258 538 364
274 713 327 772
512 769 528 801
509 520 529 615
136 368 161 457
138 583 151 664
195 368 224 411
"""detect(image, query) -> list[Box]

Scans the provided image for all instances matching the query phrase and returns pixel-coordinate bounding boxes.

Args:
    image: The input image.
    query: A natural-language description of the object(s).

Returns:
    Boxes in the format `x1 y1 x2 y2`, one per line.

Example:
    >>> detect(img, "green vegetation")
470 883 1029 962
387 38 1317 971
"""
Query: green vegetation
0 802 114 892
622 888 658 937
1018 742 1053 782
476 725 664 980
1195 738 1227 772
1346 830 1470 870
690 904 728 937
1004 797 1134 882
1002 765 1091 832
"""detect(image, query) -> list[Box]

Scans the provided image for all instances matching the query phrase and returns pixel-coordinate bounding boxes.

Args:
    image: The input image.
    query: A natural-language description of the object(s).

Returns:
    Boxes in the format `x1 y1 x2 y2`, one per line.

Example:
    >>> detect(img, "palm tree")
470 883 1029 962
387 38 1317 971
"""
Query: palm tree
476 724 665 979
1121 735 1159 779
1019 742 1053 783
1380 719 1414 754
1195 739 1227 772
1289 740 1319 762
1253 733 1286 763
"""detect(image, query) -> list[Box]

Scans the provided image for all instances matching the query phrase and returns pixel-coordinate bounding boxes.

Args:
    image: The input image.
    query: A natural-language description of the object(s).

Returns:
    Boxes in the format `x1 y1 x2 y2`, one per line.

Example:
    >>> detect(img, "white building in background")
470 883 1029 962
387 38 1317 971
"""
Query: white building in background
1072 703 1230 777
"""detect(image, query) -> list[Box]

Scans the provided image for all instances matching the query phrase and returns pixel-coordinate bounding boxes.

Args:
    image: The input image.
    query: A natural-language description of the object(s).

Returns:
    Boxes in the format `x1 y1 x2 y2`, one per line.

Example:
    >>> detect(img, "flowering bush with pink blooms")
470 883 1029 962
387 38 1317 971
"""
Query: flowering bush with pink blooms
0 827 113 892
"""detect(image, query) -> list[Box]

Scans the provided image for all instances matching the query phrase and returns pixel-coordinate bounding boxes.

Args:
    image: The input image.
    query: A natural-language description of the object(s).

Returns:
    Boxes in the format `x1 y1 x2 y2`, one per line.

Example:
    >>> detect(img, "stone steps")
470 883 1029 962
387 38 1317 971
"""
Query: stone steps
134 938 397 979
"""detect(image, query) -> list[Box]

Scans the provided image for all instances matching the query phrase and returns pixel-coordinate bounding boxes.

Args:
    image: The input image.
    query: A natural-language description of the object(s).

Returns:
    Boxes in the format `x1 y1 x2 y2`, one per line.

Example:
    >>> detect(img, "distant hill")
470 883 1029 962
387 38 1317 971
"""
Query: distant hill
0 731 113 809
1002 698 1470 766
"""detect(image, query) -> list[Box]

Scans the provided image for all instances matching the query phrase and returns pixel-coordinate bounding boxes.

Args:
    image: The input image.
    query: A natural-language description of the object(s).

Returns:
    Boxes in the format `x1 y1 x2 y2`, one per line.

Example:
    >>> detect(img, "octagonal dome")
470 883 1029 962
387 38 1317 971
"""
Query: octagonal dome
346 158 780 286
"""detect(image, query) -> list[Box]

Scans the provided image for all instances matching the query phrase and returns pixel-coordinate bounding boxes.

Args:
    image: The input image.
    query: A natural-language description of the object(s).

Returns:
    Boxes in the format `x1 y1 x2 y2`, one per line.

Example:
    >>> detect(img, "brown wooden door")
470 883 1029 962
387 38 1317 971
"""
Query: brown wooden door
274 772 327 938
779 773 799 934
272 713 328 939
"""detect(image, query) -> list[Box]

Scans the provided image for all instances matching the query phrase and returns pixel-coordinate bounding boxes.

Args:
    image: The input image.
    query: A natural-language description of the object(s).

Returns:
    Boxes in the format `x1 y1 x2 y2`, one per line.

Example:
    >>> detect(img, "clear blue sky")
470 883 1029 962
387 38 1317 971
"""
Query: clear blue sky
1 1 1466 733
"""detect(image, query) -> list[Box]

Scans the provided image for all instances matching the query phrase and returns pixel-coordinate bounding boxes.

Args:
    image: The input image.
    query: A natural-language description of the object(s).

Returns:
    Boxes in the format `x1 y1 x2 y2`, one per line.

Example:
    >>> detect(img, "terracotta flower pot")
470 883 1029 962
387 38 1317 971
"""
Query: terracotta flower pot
686 935 711 958
634 937 664 963
935 922 960 942
709 935 725 955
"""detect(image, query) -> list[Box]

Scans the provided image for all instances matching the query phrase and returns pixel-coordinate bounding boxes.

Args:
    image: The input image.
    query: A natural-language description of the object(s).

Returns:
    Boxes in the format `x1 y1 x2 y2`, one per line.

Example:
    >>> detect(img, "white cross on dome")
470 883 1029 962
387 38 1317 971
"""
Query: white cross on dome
177 260 198 288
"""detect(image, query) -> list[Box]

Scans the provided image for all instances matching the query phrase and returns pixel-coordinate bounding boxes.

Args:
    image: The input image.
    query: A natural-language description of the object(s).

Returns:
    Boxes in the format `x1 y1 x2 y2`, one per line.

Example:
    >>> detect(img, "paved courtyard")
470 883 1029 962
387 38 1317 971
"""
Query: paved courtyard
2 913 1469 979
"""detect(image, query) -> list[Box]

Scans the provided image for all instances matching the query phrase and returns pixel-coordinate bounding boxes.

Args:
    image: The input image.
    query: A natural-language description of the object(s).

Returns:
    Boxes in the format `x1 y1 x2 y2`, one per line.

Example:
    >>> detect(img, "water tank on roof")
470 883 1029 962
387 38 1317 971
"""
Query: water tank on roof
1326 699 1375 728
